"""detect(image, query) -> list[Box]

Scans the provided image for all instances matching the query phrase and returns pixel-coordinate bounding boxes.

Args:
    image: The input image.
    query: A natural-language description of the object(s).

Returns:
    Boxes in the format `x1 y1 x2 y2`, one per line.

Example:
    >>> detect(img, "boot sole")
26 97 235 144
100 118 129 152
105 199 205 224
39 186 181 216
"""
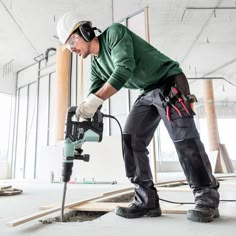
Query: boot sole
187 209 219 223
115 208 162 219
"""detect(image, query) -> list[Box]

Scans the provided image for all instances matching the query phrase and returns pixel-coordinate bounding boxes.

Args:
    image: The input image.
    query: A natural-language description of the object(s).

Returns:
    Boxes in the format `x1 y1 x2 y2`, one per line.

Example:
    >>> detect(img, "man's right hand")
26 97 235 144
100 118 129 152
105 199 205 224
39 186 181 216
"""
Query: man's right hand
76 94 104 119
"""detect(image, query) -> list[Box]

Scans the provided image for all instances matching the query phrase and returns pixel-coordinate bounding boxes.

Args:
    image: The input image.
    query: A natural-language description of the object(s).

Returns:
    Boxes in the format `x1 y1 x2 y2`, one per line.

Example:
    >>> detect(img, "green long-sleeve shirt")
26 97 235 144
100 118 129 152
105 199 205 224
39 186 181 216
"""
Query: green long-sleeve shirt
89 23 182 94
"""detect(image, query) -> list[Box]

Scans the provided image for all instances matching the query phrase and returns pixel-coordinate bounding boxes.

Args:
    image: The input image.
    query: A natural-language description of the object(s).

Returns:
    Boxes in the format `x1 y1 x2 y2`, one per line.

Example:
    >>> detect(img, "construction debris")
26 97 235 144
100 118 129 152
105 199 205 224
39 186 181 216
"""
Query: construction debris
0 185 23 196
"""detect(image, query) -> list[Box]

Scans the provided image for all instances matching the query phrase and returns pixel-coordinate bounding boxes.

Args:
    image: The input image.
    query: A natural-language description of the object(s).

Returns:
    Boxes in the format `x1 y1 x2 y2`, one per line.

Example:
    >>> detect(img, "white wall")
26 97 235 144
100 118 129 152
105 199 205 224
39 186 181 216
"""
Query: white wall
37 136 128 184
0 69 16 95
0 161 9 179
17 63 38 88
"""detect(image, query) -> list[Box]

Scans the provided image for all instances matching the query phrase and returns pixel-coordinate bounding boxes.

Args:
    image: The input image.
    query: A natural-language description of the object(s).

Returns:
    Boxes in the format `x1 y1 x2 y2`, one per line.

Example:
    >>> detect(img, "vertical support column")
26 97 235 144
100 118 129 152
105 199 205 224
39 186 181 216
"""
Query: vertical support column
55 45 71 141
203 79 233 173
203 79 220 151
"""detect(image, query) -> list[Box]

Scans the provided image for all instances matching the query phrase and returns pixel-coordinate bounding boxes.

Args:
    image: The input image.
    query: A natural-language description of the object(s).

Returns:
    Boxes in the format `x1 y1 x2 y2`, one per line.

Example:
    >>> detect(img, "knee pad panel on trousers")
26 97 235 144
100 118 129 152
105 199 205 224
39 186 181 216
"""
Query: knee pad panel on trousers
122 133 153 182
123 133 148 152
174 138 217 188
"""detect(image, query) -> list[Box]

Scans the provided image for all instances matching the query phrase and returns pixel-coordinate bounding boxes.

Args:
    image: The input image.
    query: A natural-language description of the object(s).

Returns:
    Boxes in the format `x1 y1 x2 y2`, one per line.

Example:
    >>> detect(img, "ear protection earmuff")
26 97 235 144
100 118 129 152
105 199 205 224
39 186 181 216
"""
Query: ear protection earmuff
76 21 101 42
78 21 95 42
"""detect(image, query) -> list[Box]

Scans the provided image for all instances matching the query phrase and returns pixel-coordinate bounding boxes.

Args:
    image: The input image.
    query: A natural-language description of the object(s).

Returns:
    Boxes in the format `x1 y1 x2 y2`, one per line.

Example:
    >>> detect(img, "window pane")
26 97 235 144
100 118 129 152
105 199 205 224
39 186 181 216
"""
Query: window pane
48 73 56 145
127 11 145 40
0 93 12 161
15 87 27 178
36 76 49 177
109 88 129 134
25 83 37 179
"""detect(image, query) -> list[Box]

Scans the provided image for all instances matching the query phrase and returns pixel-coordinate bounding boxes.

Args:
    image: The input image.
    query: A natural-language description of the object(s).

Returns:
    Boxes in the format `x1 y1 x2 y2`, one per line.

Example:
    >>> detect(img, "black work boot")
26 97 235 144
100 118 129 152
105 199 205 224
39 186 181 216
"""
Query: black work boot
115 202 162 219
187 205 220 223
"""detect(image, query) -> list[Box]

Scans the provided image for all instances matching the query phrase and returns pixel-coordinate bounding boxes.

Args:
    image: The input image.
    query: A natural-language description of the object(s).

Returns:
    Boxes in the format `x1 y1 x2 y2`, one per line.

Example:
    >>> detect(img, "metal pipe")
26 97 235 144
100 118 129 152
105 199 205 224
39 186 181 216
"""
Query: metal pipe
45 47 56 62
186 7 236 10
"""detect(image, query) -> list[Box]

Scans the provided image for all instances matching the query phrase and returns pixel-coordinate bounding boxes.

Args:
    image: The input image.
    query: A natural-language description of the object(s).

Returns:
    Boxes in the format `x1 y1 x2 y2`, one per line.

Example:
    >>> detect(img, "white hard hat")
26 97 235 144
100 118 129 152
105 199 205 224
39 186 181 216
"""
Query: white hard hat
57 11 82 44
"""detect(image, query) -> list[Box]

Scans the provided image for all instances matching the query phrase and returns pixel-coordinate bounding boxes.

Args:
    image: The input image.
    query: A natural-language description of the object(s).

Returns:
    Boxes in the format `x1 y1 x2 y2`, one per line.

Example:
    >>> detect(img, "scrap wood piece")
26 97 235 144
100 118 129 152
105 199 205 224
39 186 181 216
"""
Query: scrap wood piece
70 202 129 212
157 186 191 192
155 179 187 187
219 144 234 173
0 185 12 190
219 180 236 185
39 187 134 211
215 174 236 181
161 204 191 214
70 201 189 215
0 187 23 196
6 196 104 227
6 187 134 227
155 174 236 188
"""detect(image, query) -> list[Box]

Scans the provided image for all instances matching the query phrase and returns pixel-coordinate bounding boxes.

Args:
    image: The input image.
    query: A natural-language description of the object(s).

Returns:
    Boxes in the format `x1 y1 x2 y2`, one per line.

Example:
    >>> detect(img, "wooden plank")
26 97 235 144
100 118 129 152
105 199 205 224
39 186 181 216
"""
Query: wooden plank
6 194 109 227
39 187 134 210
70 201 189 215
0 188 23 196
219 144 234 173
215 174 236 179
157 186 191 192
70 202 129 212
0 185 12 190
156 180 187 187
219 181 236 185
6 198 98 227
6 188 133 227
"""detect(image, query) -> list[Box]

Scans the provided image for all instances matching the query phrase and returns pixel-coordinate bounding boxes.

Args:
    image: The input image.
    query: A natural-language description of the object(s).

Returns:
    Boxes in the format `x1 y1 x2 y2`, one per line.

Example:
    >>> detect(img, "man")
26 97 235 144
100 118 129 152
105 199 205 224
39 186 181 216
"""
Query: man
57 11 220 223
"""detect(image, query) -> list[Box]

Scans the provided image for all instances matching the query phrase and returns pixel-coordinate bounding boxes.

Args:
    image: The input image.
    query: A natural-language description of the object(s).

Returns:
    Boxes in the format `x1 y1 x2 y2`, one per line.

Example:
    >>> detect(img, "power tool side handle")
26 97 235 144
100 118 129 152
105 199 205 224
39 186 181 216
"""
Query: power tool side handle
66 106 77 120
64 106 77 139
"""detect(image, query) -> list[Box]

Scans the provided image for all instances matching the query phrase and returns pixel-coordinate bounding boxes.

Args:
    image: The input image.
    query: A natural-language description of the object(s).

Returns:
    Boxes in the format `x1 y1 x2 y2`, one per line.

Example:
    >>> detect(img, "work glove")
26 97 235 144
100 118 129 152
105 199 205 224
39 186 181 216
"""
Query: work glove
76 94 103 119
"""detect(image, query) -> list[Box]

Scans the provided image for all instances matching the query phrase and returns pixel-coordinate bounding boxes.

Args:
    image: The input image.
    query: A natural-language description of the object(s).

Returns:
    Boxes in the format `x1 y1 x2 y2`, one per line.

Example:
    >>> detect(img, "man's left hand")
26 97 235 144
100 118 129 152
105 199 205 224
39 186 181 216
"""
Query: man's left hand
76 94 104 119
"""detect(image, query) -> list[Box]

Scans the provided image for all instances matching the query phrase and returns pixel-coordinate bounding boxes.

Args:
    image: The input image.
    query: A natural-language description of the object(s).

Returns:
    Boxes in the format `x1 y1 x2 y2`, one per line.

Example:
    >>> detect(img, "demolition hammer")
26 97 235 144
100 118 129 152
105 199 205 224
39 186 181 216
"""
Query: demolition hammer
60 106 104 222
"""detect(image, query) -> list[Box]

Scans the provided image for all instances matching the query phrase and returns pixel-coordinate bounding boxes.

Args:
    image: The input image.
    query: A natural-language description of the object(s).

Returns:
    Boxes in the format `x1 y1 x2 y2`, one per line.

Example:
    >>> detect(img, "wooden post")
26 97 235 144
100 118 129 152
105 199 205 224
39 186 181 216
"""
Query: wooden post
203 79 220 151
203 79 234 173
54 45 71 141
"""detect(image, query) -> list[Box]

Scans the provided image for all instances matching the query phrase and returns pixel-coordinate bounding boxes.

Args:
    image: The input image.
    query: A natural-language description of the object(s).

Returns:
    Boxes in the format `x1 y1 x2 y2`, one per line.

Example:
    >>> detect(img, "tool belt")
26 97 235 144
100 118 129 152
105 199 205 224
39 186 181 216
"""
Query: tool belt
159 73 197 121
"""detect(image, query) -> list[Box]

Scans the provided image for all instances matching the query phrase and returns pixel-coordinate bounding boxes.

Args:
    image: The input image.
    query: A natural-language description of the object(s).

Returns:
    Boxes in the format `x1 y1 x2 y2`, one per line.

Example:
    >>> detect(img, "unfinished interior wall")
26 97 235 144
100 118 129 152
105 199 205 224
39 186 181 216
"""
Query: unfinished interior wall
12 55 56 179
8 0 236 181
37 136 127 183
0 68 16 95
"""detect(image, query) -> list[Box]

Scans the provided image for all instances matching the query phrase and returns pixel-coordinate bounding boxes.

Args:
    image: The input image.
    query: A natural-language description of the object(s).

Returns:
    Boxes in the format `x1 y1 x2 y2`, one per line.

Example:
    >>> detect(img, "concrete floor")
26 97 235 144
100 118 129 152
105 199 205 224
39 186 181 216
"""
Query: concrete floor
1 173 236 236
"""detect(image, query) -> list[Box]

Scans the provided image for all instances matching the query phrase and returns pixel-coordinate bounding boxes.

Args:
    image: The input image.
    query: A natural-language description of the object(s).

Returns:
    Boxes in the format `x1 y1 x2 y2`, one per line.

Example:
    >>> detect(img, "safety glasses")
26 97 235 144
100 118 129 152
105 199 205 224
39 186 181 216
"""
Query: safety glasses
65 34 78 51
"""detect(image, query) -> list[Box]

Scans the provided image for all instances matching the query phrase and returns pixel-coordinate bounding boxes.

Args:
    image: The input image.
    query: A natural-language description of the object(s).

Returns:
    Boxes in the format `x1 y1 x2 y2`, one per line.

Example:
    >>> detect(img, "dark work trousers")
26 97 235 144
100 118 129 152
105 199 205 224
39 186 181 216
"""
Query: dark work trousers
123 73 220 209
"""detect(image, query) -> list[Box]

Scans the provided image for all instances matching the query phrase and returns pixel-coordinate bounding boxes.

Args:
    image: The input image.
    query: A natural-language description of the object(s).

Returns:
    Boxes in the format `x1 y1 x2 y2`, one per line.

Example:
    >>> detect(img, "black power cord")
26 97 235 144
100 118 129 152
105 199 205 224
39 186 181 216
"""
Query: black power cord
159 198 236 205
102 113 124 157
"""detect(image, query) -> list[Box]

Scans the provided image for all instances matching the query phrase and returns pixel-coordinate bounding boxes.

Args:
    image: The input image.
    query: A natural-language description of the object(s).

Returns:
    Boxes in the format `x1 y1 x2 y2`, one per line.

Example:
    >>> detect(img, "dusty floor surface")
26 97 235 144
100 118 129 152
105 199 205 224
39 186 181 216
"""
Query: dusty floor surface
1 173 236 236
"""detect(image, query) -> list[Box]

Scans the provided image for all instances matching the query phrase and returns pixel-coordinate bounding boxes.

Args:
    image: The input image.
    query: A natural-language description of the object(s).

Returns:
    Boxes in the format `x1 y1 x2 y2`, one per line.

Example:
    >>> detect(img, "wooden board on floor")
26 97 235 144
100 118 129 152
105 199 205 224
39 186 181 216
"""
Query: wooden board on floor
155 180 187 187
70 201 129 212
6 188 134 227
157 186 191 192
70 201 190 214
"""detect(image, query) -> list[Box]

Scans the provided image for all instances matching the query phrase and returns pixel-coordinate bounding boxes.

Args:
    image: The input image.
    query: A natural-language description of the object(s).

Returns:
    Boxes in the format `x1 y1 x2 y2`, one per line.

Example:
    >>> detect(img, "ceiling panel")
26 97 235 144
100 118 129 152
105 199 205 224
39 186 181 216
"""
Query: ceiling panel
0 0 235 101
0 0 112 72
